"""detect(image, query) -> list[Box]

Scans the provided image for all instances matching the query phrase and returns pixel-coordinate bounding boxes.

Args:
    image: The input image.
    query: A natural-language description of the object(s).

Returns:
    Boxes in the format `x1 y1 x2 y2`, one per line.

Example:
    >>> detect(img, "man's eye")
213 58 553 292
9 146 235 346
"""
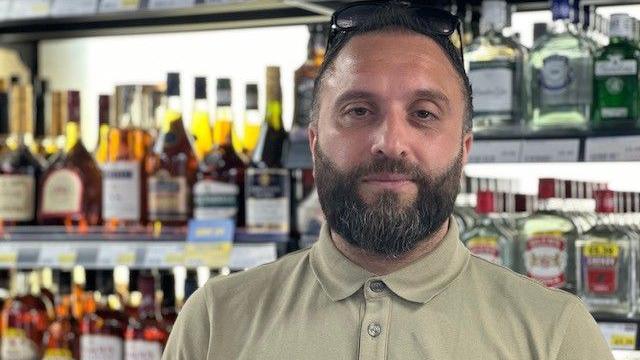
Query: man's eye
346 107 371 117
413 110 435 120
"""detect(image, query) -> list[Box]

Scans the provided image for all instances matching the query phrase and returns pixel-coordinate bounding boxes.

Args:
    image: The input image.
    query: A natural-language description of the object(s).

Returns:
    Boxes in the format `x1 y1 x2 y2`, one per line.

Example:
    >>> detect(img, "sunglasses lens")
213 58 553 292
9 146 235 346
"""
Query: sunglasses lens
335 4 388 29
414 9 457 35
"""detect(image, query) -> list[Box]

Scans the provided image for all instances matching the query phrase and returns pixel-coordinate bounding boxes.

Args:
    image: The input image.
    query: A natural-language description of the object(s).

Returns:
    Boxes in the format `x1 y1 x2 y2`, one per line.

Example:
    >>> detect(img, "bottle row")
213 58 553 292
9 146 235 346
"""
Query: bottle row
0 267 196 360
466 0 640 134
455 178 640 315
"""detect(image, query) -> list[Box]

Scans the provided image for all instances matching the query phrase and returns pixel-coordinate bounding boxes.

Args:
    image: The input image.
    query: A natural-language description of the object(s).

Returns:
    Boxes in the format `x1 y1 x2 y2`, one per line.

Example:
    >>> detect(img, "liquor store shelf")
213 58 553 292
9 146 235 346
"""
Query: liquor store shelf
0 227 287 270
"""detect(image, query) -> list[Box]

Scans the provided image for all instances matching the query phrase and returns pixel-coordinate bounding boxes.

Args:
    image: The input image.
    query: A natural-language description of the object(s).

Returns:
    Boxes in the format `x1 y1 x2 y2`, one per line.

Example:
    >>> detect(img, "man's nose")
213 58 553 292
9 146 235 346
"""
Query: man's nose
370 110 410 159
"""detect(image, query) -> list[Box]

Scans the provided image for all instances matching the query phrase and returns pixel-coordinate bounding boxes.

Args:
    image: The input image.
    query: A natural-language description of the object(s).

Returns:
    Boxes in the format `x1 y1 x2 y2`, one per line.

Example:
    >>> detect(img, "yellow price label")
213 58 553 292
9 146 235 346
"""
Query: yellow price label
584 242 619 258
611 334 636 347
467 237 498 248
0 252 17 265
185 242 233 268
116 252 136 266
57 253 77 267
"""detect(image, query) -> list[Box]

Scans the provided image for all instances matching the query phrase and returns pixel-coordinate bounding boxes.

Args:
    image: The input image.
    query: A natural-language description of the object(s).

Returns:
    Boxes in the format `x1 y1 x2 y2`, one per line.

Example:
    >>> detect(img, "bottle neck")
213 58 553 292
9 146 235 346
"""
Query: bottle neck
265 100 283 131
550 18 573 35
162 95 183 132
65 120 81 151
214 106 234 147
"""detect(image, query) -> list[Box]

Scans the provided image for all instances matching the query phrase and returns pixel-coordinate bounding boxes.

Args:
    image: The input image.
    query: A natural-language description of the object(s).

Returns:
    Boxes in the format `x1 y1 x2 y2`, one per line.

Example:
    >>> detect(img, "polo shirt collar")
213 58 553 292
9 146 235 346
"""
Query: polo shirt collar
310 218 470 304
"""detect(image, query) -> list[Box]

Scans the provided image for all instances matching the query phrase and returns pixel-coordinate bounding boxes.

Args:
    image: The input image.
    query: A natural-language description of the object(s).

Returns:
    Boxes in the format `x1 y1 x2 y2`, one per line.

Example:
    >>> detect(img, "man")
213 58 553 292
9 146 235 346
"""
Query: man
163 2 613 359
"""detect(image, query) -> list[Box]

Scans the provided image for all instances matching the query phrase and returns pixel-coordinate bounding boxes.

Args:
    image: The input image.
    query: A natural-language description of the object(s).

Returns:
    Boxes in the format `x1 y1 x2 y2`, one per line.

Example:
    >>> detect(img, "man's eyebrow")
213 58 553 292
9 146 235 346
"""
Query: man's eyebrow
412 89 451 111
334 90 378 107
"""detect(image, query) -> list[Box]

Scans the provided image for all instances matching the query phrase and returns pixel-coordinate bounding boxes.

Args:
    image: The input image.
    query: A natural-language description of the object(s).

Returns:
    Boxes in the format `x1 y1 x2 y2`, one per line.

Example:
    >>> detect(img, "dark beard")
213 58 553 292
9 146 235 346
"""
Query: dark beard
314 144 463 258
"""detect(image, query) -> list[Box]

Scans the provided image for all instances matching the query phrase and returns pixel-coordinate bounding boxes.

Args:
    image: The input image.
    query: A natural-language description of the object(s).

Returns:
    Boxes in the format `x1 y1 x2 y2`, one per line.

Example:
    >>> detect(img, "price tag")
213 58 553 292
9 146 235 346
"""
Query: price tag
0 0 11 20
468 140 522 163
143 244 184 268
586 135 640 162
599 322 638 350
147 0 195 10
521 139 580 162
38 245 77 268
0 244 18 267
184 219 235 267
8 0 50 19
97 244 136 267
99 0 140 12
229 243 277 269
50 0 98 16
185 242 233 268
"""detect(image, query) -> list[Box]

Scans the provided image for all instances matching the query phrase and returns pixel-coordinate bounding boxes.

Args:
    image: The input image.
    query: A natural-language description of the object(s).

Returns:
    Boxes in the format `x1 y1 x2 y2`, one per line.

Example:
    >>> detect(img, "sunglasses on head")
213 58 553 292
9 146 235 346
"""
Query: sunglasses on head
328 0 464 62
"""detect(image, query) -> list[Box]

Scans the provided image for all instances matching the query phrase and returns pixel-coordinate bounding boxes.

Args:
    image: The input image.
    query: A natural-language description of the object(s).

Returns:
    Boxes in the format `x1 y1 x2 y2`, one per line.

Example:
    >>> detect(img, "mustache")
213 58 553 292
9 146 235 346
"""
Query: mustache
351 157 427 182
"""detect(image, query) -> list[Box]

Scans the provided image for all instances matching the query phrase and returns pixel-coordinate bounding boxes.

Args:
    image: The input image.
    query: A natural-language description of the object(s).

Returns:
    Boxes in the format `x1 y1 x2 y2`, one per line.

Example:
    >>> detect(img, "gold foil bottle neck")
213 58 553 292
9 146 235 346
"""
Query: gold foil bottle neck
266 66 281 101
10 84 33 134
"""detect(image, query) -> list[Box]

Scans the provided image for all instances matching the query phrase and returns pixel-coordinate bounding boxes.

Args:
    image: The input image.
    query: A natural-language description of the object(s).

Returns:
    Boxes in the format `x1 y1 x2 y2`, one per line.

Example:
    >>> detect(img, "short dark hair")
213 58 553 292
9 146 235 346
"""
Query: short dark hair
310 6 473 133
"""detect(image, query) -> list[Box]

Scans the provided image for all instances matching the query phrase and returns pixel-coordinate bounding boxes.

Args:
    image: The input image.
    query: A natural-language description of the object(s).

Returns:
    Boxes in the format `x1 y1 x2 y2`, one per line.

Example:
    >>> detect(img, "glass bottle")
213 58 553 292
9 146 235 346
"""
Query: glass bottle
518 179 580 291
95 95 113 166
183 269 199 304
194 78 245 225
39 91 102 227
1 272 51 360
0 79 9 154
464 0 527 134
124 271 169 360
103 87 146 229
592 13 640 130
33 78 49 157
145 73 198 227
190 76 213 160
42 271 79 360
529 0 593 131
246 67 290 234
242 83 261 158
159 270 177 331
0 84 44 227
576 189 634 315
462 191 515 269
43 91 66 163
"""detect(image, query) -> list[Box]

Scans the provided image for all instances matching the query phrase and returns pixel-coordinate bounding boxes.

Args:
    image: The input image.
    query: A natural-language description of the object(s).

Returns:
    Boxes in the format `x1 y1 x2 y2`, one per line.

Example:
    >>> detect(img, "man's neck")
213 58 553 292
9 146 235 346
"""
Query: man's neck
330 219 450 276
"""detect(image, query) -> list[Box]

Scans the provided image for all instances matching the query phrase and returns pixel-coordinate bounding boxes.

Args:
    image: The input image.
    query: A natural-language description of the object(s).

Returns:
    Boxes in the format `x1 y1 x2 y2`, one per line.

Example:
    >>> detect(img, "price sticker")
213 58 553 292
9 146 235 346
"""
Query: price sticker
147 0 196 10
468 140 522 163
9 0 50 19
0 244 18 267
599 322 638 350
521 139 580 162
99 0 140 12
143 244 184 268
50 0 98 16
586 135 640 162
185 243 233 268
229 243 277 270
97 245 136 267
38 245 77 268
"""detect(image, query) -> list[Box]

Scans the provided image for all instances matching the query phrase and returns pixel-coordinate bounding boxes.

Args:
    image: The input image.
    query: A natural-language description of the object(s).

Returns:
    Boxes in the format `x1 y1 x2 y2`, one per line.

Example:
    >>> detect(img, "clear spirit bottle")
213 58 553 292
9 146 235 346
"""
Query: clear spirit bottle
518 179 580 291
464 0 527 134
461 191 515 269
529 0 593 131
576 190 634 315
592 13 640 130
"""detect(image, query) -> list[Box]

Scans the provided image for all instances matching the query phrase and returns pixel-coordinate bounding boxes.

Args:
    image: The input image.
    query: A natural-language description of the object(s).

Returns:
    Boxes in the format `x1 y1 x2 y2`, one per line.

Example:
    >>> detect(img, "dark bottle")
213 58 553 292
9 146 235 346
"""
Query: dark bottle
145 73 198 227
246 67 290 234
183 269 199 303
42 271 80 360
125 271 169 360
1 272 51 360
0 79 9 153
159 270 178 330
33 79 49 157
0 84 45 227
39 91 102 227
194 78 245 225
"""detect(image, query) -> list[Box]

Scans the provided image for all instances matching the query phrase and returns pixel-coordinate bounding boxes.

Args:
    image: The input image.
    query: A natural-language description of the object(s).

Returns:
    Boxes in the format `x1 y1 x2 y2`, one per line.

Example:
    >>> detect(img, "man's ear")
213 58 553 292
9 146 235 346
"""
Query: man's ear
309 123 318 171
461 131 473 166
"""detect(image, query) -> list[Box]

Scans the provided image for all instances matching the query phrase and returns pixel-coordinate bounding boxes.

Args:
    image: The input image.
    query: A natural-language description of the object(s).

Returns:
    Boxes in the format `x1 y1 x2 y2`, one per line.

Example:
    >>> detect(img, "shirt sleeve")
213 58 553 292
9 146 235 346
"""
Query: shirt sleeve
162 286 211 360
555 299 614 360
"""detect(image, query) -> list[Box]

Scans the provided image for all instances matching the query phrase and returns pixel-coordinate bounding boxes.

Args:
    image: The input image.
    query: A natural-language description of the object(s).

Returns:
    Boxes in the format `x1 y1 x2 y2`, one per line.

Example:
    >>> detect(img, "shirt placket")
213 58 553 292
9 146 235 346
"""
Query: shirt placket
358 279 391 360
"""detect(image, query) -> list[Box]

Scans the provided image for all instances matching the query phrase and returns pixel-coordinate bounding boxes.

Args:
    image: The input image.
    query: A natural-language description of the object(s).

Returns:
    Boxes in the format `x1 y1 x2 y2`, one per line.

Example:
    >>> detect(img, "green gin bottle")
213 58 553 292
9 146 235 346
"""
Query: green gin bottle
592 13 640 130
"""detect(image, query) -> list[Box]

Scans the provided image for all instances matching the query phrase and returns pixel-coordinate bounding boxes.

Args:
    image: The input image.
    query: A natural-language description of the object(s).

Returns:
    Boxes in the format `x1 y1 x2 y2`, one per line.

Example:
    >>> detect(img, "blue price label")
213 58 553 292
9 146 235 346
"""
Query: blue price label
187 219 235 243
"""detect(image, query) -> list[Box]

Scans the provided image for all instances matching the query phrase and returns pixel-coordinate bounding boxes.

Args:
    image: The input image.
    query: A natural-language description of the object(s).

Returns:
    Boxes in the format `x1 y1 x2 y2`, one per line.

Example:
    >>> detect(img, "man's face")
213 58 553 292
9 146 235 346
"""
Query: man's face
309 31 473 257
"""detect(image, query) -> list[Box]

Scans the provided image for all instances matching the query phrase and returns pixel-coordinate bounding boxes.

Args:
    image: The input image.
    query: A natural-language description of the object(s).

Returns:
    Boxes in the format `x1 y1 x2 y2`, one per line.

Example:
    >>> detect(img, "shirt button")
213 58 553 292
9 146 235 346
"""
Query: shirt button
367 323 382 338
369 280 386 293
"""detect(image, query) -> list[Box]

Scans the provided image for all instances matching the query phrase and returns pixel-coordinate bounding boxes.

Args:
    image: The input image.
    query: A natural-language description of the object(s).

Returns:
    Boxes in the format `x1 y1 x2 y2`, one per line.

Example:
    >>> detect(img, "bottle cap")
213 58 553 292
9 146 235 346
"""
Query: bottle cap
99 94 112 126
245 83 258 110
34 79 47 138
594 189 615 213
266 66 281 101
538 178 556 200
551 0 571 21
475 191 495 214
10 84 33 135
216 78 232 106
610 13 634 39
195 77 207 100
166 72 180 97
67 90 81 124
480 0 508 34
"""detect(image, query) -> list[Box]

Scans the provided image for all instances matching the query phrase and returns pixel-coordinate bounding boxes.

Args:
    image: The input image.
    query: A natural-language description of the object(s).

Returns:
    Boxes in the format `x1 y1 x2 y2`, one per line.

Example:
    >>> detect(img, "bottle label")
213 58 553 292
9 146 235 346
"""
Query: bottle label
467 236 502 265
80 334 123 360
583 241 620 295
524 233 567 288
595 57 638 77
43 348 74 360
0 175 35 221
40 168 83 217
1 328 39 360
246 168 290 233
539 55 592 106
148 171 188 221
193 180 239 220
468 60 514 114
294 76 316 127
102 161 141 221
125 339 162 360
